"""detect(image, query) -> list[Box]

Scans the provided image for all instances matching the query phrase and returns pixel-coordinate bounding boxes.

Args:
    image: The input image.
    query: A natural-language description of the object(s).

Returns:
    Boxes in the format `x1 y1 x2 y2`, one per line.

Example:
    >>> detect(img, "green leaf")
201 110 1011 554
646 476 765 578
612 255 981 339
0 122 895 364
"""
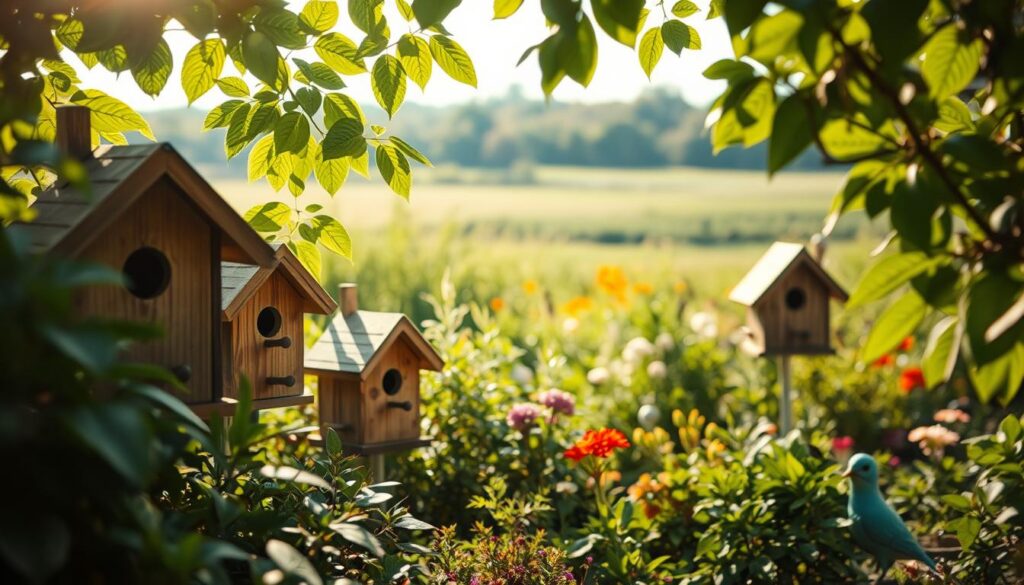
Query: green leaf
562 16 598 86
591 0 644 47
351 150 370 177
724 0 767 36
70 89 154 139
940 494 971 512
300 0 339 34
969 343 1024 404
662 21 698 55
254 8 307 49
429 35 477 87
389 136 432 166
64 404 150 487
324 93 366 125
182 39 226 104
638 27 663 78
293 58 345 90
322 117 366 160
1000 414 1022 444
747 10 801 66
248 134 276 181
953 516 982 549
394 516 436 530
215 76 249 97
819 118 889 161
0 512 69 584
371 55 407 118
398 35 432 90
130 39 172 97
315 152 349 196
847 252 941 309
242 31 282 88
922 24 983 99
98 45 129 72
266 540 324 585
922 317 959 388
295 87 322 116
703 59 755 81
260 464 331 490
289 239 322 280
326 427 344 456
861 291 928 364
330 522 385 558
397 0 414 20
768 94 812 175
494 0 524 19
967 273 1024 366
935 97 975 133
274 112 310 155
671 0 699 18
312 215 352 258
376 144 411 198
315 32 367 74
412 0 461 28
245 201 292 232
204 99 245 130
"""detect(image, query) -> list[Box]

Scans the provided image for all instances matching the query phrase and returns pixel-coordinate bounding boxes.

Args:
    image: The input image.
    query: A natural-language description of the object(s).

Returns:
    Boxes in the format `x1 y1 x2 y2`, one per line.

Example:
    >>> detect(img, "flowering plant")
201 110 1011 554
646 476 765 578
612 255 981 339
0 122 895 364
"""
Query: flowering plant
563 429 630 513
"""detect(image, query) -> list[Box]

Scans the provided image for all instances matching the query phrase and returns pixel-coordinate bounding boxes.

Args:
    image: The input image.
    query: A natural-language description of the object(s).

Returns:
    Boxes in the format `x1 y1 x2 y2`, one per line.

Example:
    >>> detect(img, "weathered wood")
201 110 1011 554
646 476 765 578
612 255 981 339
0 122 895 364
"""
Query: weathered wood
56 105 92 159
339 283 358 316
74 177 214 403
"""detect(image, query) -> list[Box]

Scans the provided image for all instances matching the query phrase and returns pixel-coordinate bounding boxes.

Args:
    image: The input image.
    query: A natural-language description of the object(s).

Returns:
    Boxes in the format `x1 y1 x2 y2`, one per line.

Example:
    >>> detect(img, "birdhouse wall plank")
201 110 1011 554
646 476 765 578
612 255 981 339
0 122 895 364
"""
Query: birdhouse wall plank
73 177 214 403
757 263 832 355
362 336 422 445
225 271 304 400
318 375 364 443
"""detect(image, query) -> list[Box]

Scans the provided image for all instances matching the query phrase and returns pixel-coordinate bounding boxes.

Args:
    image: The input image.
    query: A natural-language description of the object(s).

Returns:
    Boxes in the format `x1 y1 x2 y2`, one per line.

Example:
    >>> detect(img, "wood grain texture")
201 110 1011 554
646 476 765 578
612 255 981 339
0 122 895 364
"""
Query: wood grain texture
318 375 363 443
74 177 214 403
223 270 304 399
362 335 421 444
755 263 833 356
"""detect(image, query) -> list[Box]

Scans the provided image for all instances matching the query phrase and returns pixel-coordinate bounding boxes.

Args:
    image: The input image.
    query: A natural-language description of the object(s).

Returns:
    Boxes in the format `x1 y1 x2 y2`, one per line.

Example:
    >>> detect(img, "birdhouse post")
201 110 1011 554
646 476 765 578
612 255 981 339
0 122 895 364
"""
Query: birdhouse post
729 242 848 434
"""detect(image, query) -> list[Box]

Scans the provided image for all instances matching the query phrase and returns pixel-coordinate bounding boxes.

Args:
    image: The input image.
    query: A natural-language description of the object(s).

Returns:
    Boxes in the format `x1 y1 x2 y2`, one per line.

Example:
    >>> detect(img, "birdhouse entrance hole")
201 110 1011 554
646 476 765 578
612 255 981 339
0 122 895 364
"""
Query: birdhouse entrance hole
382 368 403 395
123 246 171 299
257 306 282 337
785 287 807 310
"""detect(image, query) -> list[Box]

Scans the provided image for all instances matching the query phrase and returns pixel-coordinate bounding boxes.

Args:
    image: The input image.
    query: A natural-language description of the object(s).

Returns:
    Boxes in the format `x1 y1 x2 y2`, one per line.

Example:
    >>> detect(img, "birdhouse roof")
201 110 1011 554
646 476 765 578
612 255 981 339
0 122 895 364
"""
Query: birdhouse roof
9 143 275 267
304 310 443 378
729 241 848 306
221 244 336 320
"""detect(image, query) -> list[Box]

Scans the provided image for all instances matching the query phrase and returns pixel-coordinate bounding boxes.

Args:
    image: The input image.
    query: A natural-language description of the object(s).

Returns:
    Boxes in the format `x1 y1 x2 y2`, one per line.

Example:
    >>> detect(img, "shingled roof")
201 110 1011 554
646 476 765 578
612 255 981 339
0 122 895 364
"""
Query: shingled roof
305 310 443 378
729 241 848 306
9 142 275 267
221 245 336 319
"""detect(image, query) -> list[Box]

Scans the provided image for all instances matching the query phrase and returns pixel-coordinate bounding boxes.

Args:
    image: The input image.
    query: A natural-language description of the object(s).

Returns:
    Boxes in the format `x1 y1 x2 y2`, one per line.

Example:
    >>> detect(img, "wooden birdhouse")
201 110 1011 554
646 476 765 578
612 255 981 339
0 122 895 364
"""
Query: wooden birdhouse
9 106 275 410
221 245 336 406
729 241 848 356
304 284 443 455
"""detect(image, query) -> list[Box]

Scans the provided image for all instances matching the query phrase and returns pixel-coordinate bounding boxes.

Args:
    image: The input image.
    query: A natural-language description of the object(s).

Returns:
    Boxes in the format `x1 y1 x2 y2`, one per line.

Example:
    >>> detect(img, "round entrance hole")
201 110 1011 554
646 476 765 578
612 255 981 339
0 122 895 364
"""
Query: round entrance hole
785 287 807 310
123 247 171 299
257 306 282 337
382 368 403 395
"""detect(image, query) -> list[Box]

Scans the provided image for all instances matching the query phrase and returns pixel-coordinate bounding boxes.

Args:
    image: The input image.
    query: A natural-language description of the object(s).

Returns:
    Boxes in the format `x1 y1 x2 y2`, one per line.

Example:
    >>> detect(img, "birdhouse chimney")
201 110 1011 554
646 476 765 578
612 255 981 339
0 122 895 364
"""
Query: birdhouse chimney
56 105 92 159
339 283 358 316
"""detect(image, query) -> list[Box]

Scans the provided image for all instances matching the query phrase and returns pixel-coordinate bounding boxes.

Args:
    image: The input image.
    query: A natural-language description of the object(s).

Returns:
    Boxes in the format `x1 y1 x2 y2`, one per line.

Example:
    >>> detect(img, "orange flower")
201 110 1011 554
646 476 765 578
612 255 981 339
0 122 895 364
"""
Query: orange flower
900 366 926 392
489 297 505 312
564 428 631 461
633 281 654 295
673 281 688 295
899 337 915 352
562 295 593 316
596 266 628 302
522 279 539 295
872 354 894 368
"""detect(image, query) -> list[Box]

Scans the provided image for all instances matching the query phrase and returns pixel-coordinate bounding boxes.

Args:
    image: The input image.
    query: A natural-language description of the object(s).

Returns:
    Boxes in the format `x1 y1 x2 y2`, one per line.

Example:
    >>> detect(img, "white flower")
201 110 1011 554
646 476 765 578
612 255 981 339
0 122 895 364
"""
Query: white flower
511 363 533 385
646 360 667 379
655 332 675 351
555 481 579 495
562 317 579 333
638 404 661 431
587 366 610 385
689 311 718 339
622 336 655 364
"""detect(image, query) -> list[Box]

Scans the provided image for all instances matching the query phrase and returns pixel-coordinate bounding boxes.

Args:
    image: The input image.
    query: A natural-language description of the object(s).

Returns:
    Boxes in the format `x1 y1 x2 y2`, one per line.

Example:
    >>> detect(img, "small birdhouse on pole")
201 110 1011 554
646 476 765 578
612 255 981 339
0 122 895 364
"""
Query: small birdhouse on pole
730 242 848 433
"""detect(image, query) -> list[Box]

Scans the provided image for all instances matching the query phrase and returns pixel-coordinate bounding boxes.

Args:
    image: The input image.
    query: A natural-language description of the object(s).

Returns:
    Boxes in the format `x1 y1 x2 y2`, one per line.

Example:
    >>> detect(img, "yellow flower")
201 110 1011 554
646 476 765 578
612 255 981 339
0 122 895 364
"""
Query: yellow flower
489 297 505 312
633 281 654 295
562 295 593 316
596 265 629 303
673 281 688 295
522 279 539 295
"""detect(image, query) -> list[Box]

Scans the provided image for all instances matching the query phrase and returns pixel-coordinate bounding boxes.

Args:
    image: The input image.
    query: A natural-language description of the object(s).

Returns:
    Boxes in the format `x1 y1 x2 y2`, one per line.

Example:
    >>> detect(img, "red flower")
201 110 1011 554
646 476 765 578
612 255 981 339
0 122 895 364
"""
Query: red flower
899 337 915 352
900 367 926 392
872 354 894 368
831 436 854 451
564 428 631 461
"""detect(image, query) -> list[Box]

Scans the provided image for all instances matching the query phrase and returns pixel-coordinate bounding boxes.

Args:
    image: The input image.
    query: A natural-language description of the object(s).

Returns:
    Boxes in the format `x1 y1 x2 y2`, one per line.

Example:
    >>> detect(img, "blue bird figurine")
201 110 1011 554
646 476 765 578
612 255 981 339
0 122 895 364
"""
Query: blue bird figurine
844 453 937 583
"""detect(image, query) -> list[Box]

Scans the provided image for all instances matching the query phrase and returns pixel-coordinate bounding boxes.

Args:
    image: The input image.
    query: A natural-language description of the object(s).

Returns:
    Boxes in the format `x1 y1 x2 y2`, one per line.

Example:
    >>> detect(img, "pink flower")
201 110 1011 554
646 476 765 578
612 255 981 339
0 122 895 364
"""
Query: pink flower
538 388 576 416
908 424 960 458
832 436 855 452
934 409 971 424
888 456 901 467
506 403 542 431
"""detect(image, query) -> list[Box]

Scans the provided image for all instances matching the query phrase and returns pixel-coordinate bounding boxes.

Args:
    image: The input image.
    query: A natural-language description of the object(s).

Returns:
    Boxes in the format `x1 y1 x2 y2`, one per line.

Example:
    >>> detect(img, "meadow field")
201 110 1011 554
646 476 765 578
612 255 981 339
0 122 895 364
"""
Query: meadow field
216 165 876 314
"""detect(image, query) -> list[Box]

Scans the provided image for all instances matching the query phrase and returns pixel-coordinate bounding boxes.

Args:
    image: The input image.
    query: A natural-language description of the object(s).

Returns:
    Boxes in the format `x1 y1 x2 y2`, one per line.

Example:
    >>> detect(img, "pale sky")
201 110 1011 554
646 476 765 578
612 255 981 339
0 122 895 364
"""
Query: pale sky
73 1 732 113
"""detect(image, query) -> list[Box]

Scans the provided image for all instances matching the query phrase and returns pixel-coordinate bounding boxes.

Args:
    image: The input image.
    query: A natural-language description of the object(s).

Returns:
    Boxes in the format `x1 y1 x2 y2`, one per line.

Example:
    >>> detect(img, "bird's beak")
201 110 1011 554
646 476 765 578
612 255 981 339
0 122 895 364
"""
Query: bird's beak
841 469 852 479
